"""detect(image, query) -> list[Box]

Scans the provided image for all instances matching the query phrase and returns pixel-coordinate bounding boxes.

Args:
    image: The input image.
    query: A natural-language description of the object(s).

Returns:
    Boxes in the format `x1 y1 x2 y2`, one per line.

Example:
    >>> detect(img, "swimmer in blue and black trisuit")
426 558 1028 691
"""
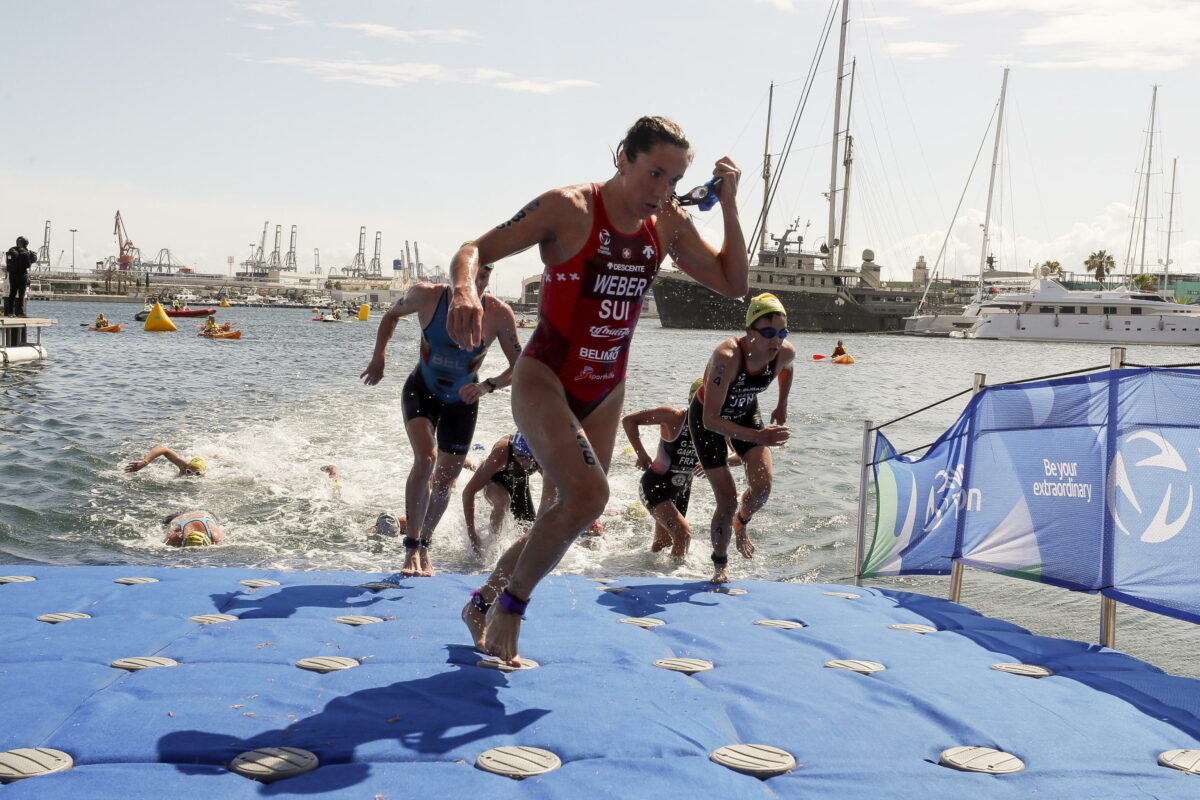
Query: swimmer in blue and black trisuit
360 254 521 577
162 510 226 547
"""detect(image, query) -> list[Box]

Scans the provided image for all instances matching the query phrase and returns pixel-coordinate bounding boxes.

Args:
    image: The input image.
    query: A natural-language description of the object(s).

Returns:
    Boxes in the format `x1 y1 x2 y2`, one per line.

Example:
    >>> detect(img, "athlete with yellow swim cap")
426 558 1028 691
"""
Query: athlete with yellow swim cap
162 509 226 547
125 445 208 477
690 292 794 583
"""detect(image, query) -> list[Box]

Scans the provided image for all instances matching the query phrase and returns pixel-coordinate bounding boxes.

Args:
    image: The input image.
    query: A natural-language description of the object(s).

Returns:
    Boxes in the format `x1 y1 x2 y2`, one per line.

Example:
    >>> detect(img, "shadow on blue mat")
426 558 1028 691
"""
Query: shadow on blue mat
592 581 723 617
156 644 550 794
885 589 1200 741
208 580 413 620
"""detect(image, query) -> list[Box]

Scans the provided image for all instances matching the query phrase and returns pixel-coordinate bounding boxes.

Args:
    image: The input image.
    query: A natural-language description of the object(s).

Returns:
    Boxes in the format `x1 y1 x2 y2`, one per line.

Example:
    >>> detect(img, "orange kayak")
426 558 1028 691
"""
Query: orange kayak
199 330 242 339
832 355 855 364
88 324 123 332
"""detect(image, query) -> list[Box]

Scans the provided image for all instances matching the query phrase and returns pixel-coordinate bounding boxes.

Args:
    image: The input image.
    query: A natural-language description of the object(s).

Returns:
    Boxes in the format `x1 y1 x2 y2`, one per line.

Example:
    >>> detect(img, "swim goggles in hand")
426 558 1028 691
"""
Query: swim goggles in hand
674 177 723 211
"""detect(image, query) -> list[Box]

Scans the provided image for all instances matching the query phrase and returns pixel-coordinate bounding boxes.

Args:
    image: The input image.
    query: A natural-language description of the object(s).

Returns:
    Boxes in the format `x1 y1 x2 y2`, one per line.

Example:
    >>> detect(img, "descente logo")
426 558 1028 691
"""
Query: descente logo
589 325 631 340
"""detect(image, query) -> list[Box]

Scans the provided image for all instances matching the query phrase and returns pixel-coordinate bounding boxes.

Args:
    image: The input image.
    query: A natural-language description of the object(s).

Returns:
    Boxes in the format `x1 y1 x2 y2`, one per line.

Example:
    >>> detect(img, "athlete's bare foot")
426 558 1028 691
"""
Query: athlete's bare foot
461 592 489 652
711 565 730 584
670 531 690 558
733 514 756 559
419 550 436 577
400 549 422 576
483 604 523 666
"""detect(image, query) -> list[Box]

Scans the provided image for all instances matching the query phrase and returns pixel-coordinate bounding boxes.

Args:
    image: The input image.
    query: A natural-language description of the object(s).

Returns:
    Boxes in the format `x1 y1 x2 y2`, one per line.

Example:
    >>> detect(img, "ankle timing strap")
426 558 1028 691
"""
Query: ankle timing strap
403 537 432 549
710 552 729 566
497 588 529 616
470 590 491 614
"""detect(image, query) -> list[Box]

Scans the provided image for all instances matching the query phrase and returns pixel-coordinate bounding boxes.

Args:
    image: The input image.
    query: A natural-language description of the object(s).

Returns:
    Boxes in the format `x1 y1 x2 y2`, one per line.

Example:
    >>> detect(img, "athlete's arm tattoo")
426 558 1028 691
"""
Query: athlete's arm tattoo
496 199 541 230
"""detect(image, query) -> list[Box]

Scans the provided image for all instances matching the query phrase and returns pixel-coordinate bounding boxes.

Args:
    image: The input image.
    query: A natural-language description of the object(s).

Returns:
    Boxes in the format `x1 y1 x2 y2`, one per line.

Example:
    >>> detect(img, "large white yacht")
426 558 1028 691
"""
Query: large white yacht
965 277 1200 345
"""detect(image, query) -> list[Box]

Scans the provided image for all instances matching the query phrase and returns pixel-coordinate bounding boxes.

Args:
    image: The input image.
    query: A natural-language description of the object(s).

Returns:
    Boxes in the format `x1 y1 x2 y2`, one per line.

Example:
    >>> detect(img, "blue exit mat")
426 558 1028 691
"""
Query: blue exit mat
1 566 1198 798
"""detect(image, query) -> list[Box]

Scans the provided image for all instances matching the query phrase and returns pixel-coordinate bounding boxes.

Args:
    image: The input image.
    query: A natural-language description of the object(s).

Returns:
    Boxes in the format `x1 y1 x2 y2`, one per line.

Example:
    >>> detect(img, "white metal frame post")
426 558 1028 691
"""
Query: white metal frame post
1100 347 1126 648
949 372 988 603
853 419 874 586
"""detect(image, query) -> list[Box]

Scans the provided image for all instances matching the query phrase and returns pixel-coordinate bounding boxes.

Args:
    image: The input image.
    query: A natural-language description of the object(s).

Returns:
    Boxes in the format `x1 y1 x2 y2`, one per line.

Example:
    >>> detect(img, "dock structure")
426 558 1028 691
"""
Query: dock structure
0 316 55 365
1 566 1197 796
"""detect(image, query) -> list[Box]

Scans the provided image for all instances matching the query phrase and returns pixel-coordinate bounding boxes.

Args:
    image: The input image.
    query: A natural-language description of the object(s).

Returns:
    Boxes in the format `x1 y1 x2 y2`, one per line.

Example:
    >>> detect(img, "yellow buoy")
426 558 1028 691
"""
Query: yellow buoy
219 298 230 308
622 445 635 456
143 302 177 332
358 304 370 321
627 501 648 519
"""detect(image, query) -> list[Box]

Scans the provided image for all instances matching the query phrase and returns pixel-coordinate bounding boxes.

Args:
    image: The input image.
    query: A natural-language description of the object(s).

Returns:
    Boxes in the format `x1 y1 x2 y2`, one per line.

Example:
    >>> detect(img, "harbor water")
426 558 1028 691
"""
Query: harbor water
3 300 1198 678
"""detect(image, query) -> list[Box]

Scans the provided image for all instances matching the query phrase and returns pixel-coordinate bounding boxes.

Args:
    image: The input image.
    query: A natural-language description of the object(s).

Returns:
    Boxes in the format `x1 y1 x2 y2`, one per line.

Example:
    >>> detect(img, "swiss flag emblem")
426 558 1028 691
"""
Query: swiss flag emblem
622 247 632 259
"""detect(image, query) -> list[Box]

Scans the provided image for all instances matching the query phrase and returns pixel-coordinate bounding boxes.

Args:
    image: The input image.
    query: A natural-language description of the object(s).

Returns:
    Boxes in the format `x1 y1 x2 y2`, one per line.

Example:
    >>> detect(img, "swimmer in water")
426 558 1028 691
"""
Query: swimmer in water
447 115 749 664
460 432 541 557
162 509 225 547
622 378 705 560
125 445 207 477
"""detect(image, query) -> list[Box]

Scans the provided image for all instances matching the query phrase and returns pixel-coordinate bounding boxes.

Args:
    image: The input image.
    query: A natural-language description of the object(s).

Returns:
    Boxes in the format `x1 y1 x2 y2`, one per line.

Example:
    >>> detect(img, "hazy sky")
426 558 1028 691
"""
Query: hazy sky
4 0 1197 295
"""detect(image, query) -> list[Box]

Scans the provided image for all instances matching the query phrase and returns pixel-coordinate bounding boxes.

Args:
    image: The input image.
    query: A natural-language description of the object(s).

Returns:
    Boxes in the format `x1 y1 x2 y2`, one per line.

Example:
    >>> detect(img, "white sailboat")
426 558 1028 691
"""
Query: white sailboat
910 84 1196 345
904 68 1010 336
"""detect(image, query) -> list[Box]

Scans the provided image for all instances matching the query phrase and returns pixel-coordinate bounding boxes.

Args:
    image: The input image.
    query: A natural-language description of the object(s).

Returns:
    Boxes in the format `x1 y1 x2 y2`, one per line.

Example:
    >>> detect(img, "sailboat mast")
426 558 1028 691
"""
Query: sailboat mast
978 67 1009 293
837 58 857 271
826 0 850 270
761 81 774 255
1138 85 1157 274
1163 156 1177 293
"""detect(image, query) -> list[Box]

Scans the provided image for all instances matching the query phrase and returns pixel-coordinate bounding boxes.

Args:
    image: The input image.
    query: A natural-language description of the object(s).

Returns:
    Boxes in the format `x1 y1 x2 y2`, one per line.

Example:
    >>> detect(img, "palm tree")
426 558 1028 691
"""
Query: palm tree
1084 250 1116 286
102 266 118 294
1039 260 1063 276
1133 273 1157 292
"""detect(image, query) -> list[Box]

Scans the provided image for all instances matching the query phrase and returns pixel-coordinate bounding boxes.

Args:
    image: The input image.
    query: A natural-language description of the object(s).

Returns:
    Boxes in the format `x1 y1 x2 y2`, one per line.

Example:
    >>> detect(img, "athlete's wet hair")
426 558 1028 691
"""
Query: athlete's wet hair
616 116 692 165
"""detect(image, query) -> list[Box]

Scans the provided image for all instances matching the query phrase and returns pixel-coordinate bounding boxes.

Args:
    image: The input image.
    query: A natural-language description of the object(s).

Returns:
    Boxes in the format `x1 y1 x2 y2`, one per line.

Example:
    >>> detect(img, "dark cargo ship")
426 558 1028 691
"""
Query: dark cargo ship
654 225 932 332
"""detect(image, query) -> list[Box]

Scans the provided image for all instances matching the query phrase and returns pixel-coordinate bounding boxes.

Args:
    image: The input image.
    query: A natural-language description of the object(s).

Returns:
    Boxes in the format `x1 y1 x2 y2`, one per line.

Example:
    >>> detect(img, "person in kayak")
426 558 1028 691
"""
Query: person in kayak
162 510 226 547
461 431 541 557
832 340 847 358
95 313 110 328
447 115 749 665
360 257 521 578
125 445 207 477
691 292 794 583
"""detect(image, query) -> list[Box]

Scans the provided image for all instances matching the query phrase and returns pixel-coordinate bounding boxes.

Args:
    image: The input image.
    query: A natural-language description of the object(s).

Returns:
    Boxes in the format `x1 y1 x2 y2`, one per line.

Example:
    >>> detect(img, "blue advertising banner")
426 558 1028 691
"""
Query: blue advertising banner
865 367 1200 626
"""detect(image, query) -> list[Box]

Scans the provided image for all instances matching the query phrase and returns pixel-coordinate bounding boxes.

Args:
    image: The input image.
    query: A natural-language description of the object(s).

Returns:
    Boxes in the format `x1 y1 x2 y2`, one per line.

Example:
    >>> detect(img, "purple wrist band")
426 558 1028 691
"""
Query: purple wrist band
497 588 529 616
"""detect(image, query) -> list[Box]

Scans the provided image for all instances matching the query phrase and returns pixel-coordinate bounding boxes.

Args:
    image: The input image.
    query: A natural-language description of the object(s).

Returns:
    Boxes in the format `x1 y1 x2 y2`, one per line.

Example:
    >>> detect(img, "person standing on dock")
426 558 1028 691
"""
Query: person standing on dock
448 116 749 665
691 293 794 583
622 378 705 560
360 260 521 578
4 236 36 317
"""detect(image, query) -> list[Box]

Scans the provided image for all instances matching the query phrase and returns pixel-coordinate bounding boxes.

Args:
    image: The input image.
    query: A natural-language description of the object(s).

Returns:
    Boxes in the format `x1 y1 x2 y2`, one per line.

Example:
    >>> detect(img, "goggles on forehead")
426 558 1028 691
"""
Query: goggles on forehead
674 177 723 211
752 325 789 340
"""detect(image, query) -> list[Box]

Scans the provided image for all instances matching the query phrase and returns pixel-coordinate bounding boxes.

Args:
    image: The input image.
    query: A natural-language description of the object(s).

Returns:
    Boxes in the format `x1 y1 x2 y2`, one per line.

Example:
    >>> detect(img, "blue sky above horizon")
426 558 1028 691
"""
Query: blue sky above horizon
3 0 1198 295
